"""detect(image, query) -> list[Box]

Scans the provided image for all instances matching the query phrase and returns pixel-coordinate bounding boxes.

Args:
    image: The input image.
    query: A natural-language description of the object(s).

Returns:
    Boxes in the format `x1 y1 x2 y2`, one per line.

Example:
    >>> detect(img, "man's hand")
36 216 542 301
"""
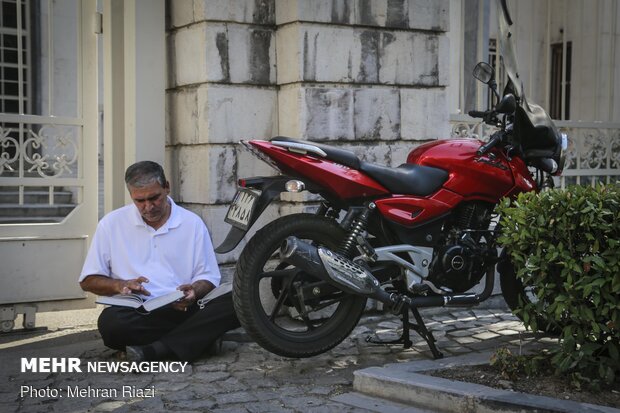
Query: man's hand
172 280 214 312
80 275 151 297
118 276 151 296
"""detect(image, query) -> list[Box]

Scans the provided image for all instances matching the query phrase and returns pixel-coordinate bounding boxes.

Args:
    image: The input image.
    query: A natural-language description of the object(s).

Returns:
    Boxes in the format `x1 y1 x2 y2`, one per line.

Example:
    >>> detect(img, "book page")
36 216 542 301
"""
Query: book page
143 290 185 311
96 294 144 309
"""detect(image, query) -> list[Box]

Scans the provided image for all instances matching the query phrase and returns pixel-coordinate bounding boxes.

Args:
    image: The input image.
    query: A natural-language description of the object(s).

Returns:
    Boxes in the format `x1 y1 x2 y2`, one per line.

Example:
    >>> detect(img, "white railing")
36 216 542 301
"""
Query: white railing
450 114 620 188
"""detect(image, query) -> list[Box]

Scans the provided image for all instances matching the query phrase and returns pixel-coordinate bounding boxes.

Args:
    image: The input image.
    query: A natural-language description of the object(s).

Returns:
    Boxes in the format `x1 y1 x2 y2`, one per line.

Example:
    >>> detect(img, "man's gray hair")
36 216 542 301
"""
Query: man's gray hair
124 161 167 188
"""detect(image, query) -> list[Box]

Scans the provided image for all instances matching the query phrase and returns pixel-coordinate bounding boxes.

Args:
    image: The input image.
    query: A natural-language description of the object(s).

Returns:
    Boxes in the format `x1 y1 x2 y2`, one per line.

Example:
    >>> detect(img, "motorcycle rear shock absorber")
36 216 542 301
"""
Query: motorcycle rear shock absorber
338 203 375 258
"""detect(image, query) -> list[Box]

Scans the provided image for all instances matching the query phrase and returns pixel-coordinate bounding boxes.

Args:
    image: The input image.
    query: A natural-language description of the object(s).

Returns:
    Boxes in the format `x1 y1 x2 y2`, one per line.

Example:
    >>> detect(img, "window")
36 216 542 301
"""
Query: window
549 42 571 120
0 0 30 114
0 0 30 174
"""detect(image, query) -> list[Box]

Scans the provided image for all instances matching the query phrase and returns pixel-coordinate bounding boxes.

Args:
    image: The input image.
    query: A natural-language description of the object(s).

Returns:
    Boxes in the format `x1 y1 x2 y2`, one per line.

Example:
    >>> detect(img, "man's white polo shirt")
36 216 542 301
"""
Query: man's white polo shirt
79 197 221 298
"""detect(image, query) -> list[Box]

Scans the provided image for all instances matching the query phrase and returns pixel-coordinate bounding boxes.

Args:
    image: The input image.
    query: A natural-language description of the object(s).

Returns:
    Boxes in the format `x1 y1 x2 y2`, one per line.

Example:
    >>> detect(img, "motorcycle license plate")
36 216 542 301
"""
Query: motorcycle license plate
225 188 260 230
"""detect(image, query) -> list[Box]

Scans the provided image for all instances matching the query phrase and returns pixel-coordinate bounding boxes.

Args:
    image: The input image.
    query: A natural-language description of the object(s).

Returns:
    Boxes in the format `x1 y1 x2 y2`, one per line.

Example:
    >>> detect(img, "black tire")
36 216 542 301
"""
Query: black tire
233 213 368 358
499 257 562 334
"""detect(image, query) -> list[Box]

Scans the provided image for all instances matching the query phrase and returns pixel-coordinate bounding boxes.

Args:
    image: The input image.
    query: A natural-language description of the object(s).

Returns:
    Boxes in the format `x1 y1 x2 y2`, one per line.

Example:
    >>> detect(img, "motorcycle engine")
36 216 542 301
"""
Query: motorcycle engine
426 202 494 293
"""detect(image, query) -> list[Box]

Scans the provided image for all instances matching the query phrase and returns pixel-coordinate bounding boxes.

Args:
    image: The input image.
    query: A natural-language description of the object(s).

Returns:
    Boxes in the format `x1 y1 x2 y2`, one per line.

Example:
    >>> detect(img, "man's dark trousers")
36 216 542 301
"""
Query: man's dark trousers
97 294 240 361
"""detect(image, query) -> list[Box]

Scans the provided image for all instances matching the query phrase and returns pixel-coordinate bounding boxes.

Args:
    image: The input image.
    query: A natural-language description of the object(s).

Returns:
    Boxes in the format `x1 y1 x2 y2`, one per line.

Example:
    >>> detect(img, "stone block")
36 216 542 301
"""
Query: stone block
276 0 448 31
401 88 450 140
276 24 358 85
236 143 279 179
276 24 448 86
175 144 238 204
169 0 194 28
196 84 278 144
302 87 355 141
185 204 240 264
173 24 209 86
173 22 276 87
339 142 391 166
353 88 400 141
407 0 449 32
166 33 177 88
227 24 276 84
165 146 178 196
380 32 448 86
280 86 402 142
276 0 353 26
194 0 275 25
277 85 302 137
387 141 423 166
167 88 199 145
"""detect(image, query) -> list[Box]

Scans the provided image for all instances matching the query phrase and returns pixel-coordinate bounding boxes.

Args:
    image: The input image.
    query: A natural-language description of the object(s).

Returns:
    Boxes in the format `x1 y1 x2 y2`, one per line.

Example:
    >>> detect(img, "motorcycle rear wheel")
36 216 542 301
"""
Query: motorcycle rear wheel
233 213 368 358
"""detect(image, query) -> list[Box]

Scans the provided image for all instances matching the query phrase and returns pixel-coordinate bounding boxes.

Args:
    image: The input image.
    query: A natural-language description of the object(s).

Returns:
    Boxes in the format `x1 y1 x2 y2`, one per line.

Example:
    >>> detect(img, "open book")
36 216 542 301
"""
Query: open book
96 289 185 312
197 282 232 309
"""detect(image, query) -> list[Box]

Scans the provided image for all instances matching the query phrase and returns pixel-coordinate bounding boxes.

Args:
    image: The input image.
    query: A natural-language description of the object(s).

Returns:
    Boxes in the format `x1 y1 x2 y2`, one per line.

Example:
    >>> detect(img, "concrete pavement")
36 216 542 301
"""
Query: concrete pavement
0 304 560 412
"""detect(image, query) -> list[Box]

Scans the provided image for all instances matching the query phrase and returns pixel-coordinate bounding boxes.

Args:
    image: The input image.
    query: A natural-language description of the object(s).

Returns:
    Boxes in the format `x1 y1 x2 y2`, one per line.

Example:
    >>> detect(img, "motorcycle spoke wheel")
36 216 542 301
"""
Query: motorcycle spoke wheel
257 263 346 333
233 213 367 358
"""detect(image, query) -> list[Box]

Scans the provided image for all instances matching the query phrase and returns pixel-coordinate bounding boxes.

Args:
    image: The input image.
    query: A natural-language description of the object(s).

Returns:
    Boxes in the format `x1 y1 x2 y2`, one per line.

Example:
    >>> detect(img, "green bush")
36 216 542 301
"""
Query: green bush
496 184 620 387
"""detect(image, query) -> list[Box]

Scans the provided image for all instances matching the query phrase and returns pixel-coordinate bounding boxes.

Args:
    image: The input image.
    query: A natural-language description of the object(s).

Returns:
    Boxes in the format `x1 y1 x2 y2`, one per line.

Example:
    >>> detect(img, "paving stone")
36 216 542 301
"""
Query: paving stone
494 329 521 336
453 336 481 345
211 406 250 413
92 400 126 412
214 391 258 405
280 395 326 410
442 345 471 355
245 400 294 413
190 370 231 383
309 386 334 396
446 329 474 337
251 389 282 401
472 331 501 340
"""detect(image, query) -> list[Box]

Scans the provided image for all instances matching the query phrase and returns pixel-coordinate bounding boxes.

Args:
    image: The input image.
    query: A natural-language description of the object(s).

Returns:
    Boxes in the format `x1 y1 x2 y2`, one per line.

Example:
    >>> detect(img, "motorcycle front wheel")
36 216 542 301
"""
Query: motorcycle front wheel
233 213 368 358
499 258 562 334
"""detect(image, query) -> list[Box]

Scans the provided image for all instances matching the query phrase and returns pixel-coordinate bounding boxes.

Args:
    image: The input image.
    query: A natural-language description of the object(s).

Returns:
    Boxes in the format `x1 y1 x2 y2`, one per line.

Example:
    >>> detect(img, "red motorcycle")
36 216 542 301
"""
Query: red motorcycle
216 0 567 359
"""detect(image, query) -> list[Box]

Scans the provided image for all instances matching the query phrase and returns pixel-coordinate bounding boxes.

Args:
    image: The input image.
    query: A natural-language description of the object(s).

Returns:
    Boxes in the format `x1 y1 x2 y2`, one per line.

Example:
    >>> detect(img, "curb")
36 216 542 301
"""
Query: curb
353 352 620 413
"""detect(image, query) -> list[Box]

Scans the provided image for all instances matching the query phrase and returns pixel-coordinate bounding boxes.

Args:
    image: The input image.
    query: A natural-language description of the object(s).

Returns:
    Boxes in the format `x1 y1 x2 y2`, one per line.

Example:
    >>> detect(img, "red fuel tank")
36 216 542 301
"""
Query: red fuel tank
407 139 517 203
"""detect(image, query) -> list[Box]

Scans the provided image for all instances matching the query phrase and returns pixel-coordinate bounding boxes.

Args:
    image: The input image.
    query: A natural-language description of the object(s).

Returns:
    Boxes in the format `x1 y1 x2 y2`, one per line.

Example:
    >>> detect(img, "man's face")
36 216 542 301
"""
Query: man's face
128 180 171 227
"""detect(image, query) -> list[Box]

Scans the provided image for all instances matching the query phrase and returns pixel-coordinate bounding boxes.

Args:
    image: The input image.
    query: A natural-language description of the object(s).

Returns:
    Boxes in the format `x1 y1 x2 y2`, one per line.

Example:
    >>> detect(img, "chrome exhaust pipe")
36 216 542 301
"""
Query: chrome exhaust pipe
280 237 393 304
281 236 496 309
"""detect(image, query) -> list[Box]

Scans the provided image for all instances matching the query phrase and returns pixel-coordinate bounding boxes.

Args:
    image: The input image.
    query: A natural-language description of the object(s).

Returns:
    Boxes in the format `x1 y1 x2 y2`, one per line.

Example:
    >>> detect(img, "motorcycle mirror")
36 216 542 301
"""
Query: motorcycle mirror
495 93 516 114
473 62 494 84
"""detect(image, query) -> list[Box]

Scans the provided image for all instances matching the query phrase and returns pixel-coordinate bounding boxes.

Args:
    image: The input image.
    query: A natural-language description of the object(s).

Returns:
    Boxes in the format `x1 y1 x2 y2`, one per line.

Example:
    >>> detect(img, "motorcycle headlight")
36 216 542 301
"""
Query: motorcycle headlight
554 133 568 176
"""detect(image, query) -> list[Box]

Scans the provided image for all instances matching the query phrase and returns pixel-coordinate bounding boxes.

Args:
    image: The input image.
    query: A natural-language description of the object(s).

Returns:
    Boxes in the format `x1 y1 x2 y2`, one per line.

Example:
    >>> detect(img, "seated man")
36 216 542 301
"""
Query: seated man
79 161 239 362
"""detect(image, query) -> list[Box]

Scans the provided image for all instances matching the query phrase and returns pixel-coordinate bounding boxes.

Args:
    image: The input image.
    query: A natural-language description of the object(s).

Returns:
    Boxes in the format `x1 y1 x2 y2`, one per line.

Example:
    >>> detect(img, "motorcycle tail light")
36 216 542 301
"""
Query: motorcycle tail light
285 180 305 193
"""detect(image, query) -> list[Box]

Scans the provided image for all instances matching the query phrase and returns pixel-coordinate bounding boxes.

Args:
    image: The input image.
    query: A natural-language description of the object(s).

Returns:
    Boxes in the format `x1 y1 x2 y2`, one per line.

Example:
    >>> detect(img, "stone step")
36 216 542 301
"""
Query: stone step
332 392 439 413
352 353 618 413
0 191 73 204
0 204 76 218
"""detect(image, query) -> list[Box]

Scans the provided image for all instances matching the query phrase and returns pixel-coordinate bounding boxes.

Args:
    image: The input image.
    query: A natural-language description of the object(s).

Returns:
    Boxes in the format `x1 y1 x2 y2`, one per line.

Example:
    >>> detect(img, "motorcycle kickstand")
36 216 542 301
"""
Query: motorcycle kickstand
366 305 443 360
366 306 413 348
409 306 444 360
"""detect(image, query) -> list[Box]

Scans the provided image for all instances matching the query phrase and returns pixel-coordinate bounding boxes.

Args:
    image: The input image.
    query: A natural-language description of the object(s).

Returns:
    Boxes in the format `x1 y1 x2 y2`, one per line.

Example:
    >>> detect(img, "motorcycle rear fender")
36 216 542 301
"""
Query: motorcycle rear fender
215 175 292 254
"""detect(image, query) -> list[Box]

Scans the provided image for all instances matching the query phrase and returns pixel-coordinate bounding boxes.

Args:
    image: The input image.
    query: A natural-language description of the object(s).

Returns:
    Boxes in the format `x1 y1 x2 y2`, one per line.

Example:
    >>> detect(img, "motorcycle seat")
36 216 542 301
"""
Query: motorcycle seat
271 137 361 169
360 162 449 196
270 137 448 196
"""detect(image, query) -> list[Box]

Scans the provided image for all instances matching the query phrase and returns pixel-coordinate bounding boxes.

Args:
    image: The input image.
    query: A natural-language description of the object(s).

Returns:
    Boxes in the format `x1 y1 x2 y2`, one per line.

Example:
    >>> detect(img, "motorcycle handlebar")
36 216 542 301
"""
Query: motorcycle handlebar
476 133 502 156
468 110 490 118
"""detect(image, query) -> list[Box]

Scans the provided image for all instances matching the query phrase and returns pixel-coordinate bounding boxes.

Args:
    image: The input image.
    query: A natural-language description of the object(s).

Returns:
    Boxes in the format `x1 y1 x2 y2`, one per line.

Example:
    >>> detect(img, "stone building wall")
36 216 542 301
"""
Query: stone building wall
165 0 451 275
